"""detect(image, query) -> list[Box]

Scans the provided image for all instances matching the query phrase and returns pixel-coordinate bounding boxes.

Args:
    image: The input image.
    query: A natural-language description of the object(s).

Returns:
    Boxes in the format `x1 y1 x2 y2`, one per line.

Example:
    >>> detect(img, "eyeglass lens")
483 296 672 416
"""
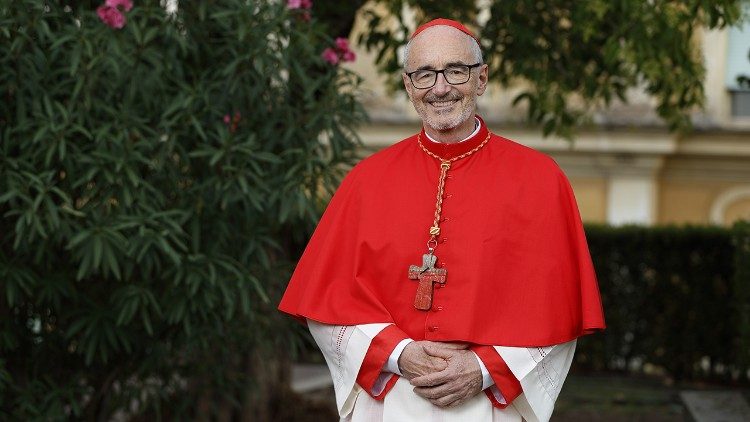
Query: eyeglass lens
411 66 471 88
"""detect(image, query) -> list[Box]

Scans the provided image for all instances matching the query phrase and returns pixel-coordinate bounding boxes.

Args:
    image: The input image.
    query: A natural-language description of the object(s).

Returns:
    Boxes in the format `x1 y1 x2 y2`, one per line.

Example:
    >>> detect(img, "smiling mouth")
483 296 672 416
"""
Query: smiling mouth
429 99 458 108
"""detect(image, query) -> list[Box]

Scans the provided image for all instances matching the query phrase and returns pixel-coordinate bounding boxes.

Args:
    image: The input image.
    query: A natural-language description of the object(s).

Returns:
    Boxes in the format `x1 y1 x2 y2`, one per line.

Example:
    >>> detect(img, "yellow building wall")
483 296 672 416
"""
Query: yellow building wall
345 14 750 228
724 199 750 223
568 178 608 224
658 181 750 225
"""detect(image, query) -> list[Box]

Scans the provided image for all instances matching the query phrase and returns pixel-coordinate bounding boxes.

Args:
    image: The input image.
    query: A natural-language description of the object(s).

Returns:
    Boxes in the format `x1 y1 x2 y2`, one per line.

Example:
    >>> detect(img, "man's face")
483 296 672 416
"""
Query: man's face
402 26 488 132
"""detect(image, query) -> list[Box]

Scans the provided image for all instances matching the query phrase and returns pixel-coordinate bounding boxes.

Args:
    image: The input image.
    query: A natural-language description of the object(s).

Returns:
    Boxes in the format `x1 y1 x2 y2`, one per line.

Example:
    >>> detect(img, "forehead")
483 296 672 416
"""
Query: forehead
406 26 476 69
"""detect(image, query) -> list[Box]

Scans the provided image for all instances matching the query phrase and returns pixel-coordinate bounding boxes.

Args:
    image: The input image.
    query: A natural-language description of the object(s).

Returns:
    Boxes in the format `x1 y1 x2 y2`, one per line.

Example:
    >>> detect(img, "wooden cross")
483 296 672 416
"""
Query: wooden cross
408 253 447 311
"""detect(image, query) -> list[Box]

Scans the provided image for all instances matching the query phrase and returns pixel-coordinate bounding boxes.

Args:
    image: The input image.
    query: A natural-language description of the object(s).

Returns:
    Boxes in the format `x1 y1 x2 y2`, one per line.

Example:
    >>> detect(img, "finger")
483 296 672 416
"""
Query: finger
430 392 463 408
413 383 453 400
428 356 449 371
422 343 458 359
410 370 450 387
446 396 466 407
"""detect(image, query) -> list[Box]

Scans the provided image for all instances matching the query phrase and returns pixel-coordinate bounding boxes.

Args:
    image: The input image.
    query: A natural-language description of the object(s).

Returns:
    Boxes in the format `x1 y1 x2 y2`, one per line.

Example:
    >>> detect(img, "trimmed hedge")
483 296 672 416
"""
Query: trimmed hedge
576 223 750 382
733 221 750 374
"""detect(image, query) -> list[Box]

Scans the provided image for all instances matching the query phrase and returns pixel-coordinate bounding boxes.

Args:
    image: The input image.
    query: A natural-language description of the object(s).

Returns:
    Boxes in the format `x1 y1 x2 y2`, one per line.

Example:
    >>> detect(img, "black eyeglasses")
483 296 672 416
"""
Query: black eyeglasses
405 63 483 89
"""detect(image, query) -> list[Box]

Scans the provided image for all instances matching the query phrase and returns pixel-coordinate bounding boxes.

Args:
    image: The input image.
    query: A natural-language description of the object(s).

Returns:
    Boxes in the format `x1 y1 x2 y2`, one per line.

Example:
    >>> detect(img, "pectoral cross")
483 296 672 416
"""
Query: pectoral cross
408 253 447 311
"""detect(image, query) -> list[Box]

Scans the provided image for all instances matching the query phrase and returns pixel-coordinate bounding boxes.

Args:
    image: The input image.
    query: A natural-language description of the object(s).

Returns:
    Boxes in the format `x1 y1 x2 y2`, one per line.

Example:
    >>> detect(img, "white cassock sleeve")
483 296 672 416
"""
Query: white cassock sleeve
307 319 390 419
308 319 576 422
493 340 577 422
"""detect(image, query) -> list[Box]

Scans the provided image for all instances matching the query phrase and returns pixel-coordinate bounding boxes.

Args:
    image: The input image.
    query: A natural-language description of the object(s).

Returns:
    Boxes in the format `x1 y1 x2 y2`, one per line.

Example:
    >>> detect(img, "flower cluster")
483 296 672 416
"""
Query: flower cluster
97 0 133 29
287 0 312 22
287 0 312 9
223 111 241 133
321 38 356 65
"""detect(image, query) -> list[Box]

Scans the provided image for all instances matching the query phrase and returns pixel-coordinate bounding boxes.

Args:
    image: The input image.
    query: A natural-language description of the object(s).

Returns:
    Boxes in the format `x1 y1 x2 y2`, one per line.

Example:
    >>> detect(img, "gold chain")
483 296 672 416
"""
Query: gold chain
417 132 491 250
418 132 491 164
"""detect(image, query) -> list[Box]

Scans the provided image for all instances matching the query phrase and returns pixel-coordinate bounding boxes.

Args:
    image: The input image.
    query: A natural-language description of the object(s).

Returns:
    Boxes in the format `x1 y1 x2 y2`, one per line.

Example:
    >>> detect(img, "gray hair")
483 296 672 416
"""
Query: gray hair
402 30 483 71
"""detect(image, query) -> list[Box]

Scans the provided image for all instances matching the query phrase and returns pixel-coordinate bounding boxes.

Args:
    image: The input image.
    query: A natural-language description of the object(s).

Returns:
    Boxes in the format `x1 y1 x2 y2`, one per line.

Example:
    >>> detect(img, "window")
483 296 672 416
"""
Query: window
726 9 750 117
731 91 750 117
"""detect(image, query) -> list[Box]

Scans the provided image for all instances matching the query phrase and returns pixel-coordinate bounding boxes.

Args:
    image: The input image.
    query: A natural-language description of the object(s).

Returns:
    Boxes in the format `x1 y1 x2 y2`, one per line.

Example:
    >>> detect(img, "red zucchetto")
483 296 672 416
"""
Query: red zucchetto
410 18 480 45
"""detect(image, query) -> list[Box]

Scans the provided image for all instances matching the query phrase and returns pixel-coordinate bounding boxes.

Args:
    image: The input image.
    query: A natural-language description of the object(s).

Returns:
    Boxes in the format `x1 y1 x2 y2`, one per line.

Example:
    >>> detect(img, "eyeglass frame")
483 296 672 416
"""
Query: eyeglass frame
404 62 484 89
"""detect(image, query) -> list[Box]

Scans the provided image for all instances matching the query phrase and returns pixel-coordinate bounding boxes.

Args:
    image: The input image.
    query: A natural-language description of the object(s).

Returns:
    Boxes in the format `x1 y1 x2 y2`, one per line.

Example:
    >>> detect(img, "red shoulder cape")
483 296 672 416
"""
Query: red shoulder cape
278 116 605 346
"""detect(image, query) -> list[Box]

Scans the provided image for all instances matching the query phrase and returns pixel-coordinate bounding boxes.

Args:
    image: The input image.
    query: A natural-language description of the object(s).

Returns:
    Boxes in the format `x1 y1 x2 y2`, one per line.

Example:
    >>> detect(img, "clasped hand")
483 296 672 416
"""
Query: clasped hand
397 341 483 408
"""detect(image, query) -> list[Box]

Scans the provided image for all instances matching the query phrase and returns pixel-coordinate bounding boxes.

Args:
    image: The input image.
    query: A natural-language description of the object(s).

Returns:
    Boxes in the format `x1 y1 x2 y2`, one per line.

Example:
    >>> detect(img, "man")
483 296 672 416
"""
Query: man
279 18 605 422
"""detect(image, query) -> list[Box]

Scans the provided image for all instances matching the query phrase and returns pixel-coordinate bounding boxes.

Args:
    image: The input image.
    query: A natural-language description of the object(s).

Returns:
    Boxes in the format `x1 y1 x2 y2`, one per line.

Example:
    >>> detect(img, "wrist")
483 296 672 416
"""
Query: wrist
387 338 413 375
397 343 410 372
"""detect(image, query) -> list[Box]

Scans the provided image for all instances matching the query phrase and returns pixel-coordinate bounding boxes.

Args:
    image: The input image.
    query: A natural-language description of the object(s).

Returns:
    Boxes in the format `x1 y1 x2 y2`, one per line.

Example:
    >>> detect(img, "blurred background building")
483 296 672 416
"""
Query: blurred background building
346 13 750 227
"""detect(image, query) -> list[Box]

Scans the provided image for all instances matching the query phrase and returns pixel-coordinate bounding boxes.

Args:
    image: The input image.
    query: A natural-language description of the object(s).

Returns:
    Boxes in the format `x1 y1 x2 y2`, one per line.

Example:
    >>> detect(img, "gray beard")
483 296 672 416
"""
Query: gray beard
413 95 477 132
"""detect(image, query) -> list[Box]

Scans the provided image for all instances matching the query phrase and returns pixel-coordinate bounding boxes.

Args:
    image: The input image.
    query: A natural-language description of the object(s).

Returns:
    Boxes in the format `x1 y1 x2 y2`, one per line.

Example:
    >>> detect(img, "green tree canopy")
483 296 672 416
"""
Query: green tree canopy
317 0 746 138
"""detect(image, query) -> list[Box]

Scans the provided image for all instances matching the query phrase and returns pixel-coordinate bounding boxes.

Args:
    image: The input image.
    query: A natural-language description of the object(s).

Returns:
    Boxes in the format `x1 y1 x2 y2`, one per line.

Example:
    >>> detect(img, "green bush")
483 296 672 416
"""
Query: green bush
577 224 750 382
0 1 363 419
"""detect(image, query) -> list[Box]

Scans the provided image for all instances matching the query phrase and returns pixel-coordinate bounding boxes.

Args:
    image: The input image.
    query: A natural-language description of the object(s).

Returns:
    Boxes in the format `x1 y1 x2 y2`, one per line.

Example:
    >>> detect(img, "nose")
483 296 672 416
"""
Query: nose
431 72 451 96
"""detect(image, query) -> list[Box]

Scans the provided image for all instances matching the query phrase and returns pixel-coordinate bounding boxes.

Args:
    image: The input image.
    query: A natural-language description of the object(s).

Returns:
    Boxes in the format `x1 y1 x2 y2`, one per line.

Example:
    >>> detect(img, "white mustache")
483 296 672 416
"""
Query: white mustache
424 93 462 102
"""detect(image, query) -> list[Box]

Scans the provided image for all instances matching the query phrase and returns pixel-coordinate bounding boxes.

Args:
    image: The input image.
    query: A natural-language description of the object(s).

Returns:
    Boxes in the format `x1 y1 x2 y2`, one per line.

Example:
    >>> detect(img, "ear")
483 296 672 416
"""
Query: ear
475 64 488 96
402 72 415 100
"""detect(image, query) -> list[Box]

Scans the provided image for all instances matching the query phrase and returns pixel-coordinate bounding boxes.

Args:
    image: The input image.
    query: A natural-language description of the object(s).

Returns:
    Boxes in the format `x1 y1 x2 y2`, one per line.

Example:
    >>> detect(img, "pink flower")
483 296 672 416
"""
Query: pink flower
321 48 339 65
97 5 126 29
224 111 241 132
288 0 312 21
341 50 356 62
335 37 349 52
106 0 133 12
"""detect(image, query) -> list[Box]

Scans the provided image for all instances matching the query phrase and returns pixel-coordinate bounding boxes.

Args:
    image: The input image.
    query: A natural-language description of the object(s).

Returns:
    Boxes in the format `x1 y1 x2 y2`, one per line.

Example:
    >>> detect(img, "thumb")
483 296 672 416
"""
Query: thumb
422 343 456 359
439 341 470 350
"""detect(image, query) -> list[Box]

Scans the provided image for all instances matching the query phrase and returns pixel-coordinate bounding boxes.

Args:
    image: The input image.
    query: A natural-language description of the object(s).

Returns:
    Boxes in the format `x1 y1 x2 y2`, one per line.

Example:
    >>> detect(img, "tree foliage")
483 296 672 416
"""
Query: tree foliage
0 0 363 419
341 0 746 138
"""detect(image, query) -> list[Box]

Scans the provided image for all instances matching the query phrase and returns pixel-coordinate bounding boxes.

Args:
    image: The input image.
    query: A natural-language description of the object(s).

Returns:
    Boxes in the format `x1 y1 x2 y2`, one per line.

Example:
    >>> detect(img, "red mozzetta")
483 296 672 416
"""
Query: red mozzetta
279 116 605 347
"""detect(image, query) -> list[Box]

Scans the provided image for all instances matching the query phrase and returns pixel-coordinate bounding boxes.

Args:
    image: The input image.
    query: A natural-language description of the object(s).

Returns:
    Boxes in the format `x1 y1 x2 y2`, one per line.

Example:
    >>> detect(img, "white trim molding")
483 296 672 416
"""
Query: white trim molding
710 186 750 225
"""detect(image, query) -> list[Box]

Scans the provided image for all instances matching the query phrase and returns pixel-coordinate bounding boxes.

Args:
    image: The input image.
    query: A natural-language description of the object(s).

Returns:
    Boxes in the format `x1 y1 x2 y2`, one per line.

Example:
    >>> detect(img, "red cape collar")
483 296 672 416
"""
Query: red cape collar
418 115 490 161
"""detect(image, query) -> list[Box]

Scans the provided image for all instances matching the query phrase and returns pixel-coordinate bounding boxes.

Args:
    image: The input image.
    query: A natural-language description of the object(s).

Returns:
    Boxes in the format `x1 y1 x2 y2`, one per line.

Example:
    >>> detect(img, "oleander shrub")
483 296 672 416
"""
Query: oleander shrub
0 0 363 420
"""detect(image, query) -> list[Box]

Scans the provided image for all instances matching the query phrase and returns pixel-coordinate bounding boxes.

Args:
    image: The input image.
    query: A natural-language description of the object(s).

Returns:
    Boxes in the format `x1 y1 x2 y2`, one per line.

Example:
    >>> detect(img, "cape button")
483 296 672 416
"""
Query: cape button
434 306 444 312
428 326 439 332
440 238 448 243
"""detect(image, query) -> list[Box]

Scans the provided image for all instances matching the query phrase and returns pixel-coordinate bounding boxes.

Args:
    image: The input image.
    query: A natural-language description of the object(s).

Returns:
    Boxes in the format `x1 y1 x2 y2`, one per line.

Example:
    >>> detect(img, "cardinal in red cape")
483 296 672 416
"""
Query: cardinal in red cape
279 18 605 422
